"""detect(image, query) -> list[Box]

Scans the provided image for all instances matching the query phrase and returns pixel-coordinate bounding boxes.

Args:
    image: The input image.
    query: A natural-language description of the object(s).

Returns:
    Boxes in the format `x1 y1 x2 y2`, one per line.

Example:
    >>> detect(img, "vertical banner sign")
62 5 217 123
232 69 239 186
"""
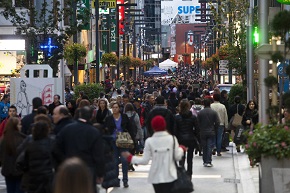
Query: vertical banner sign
200 2 206 22
101 16 109 52
81 0 90 30
117 0 125 35
110 8 117 51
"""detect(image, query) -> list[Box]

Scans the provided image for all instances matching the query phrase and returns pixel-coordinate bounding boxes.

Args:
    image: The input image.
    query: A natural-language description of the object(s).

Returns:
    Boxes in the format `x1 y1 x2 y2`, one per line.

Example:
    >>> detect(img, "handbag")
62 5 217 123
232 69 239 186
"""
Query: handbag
232 105 243 127
115 132 134 149
234 125 245 145
171 136 194 193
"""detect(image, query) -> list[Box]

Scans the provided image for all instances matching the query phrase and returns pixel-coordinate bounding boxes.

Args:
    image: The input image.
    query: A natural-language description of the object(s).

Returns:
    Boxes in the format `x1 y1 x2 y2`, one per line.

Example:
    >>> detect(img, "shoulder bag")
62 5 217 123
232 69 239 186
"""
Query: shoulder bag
171 136 194 193
232 105 243 127
116 131 134 149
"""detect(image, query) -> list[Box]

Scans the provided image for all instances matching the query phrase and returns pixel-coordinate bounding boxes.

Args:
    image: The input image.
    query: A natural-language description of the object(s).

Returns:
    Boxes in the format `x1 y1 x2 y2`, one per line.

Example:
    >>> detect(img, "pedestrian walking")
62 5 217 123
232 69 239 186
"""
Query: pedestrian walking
197 99 220 167
121 115 185 193
174 99 199 179
0 117 26 193
104 102 134 188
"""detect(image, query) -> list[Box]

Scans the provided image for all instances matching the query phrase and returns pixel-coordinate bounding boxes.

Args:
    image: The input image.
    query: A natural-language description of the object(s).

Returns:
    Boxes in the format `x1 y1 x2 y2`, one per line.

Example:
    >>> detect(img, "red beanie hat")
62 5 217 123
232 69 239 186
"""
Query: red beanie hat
151 115 166 132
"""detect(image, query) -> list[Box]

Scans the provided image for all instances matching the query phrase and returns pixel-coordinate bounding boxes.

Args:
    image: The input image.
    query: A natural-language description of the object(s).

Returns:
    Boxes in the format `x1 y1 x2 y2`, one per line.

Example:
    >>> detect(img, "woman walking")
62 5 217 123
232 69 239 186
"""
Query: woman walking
174 99 199 179
122 115 185 193
0 117 26 193
104 102 134 188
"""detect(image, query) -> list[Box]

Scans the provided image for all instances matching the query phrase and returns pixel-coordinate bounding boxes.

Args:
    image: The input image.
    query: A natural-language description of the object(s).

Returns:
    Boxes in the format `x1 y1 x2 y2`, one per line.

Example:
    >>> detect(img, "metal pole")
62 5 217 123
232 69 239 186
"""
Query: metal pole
258 0 269 124
59 0 65 103
272 38 278 106
72 0 78 85
116 4 120 80
246 0 254 101
95 0 100 83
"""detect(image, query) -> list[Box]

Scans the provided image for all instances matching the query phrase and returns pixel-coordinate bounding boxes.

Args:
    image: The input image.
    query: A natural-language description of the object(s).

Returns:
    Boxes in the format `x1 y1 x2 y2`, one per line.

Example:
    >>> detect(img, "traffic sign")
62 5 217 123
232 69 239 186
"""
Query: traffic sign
278 63 289 77
219 69 228 75
255 44 290 60
207 70 212 76
219 60 229 65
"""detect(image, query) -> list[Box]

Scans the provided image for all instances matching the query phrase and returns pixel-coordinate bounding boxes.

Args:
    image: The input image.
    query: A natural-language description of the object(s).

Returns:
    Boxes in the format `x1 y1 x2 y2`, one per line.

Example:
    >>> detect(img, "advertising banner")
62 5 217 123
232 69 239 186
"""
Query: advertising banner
161 0 201 25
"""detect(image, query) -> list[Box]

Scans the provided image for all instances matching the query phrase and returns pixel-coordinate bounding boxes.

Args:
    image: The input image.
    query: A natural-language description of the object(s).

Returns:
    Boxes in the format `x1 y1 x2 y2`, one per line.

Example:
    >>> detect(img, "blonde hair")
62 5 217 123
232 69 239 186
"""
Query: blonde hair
54 157 93 193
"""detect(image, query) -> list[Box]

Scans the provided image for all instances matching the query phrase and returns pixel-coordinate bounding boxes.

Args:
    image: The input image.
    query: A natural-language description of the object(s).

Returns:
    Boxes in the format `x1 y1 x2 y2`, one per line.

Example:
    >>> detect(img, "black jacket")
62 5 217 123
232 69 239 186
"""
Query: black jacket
197 107 220 136
242 109 259 129
0 132 26 177
53 117 74 135
17 137 55 193
53 120 105 178
21 110 37 135
146 105 175 136
104 113 134 139
174 111 199 144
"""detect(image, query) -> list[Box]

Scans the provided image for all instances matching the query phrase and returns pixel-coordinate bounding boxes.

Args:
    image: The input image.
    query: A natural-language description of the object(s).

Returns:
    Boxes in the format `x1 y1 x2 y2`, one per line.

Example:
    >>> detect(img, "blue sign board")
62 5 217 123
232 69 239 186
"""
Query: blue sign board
278 63 288 77
178 6 201 14
279 77 289 93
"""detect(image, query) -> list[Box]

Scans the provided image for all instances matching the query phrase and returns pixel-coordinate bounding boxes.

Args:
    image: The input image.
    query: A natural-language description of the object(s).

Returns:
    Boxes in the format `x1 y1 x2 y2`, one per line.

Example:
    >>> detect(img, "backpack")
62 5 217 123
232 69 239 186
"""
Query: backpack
129 113 138 137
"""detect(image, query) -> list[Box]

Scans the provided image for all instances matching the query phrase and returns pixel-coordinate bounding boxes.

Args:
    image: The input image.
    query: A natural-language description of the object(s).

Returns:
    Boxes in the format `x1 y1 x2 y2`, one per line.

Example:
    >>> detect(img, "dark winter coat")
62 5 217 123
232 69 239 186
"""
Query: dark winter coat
101 135 119 189
228 103 245 121
0 132 26 177
197 107 220 136
21 110 37 135
96 108 112 125
53 120 105 178
17 137 55 193
53 117 74 135
242 109 259 130
146 105 175 136
174 111 199 146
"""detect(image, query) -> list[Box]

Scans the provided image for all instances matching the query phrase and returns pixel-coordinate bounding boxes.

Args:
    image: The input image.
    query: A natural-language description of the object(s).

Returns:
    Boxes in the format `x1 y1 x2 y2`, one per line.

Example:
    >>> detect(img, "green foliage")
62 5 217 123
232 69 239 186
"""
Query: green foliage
145 59 154 68
131 57 142 67
271 51 284 63
264 76 278 87
73 83 104 102
101 53 118 67
64 43 87 65
245 123 290 165
228 84 246 104
0 0 90 76
271 10 290 42
119 56 131 67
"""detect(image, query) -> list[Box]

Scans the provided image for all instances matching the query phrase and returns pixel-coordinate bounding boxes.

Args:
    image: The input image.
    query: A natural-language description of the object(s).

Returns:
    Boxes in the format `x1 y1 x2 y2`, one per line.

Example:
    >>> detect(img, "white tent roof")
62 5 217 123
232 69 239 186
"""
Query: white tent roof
159 59 177 70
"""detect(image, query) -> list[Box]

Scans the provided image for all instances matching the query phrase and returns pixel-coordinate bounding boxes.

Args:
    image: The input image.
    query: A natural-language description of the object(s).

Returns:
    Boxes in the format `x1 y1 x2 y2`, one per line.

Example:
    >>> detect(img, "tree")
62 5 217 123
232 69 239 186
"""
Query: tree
209 0 250 79
0 0 90 76
101 53 118 67
64 43 87 65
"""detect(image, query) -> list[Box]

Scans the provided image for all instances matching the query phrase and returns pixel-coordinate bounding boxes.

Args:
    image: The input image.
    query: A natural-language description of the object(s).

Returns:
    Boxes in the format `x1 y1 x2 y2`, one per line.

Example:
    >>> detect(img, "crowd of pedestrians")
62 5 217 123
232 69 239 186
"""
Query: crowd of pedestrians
0 74 263 193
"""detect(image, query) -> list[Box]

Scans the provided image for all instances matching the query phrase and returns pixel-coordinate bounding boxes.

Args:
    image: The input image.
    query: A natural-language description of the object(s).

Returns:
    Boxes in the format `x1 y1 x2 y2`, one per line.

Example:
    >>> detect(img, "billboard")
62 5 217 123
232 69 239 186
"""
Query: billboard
161 0 201 26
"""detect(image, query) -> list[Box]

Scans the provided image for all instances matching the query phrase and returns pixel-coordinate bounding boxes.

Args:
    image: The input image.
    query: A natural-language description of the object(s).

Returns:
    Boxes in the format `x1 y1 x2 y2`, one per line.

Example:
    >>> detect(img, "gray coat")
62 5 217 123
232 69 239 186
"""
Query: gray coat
197 107 220 136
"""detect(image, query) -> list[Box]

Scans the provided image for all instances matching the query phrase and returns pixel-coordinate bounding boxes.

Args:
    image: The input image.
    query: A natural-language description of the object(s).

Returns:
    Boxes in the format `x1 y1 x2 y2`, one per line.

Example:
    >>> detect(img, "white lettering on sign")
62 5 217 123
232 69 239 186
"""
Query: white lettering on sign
219 69 229 75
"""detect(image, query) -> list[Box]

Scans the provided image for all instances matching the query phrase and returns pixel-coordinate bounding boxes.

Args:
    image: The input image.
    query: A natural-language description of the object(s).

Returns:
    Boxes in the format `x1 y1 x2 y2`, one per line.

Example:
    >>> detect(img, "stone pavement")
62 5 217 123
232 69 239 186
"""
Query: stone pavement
0 143 259 193
103 142 259 193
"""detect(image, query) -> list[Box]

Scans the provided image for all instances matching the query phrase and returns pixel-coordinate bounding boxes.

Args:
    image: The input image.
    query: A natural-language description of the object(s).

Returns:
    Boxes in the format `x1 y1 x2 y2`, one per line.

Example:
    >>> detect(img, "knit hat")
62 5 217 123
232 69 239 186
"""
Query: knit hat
151 115 166 132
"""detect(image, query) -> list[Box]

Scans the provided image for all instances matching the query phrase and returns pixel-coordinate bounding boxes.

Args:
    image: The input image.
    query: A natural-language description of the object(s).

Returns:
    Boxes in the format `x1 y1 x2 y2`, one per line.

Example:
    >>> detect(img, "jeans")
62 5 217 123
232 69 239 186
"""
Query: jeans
200 135 215 164
113 143 128 183
216 126 225 153
5 176 23 193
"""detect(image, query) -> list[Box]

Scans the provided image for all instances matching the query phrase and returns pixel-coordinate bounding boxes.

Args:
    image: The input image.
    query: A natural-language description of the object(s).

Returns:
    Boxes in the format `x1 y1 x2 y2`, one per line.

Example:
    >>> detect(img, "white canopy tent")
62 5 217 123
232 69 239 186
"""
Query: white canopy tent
158 59 177 70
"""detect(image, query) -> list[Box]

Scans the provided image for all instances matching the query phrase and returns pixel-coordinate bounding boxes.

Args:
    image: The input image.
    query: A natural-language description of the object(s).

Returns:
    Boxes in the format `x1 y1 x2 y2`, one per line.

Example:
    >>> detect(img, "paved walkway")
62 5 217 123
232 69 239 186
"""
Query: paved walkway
0 143 259 193
101 142 259 193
